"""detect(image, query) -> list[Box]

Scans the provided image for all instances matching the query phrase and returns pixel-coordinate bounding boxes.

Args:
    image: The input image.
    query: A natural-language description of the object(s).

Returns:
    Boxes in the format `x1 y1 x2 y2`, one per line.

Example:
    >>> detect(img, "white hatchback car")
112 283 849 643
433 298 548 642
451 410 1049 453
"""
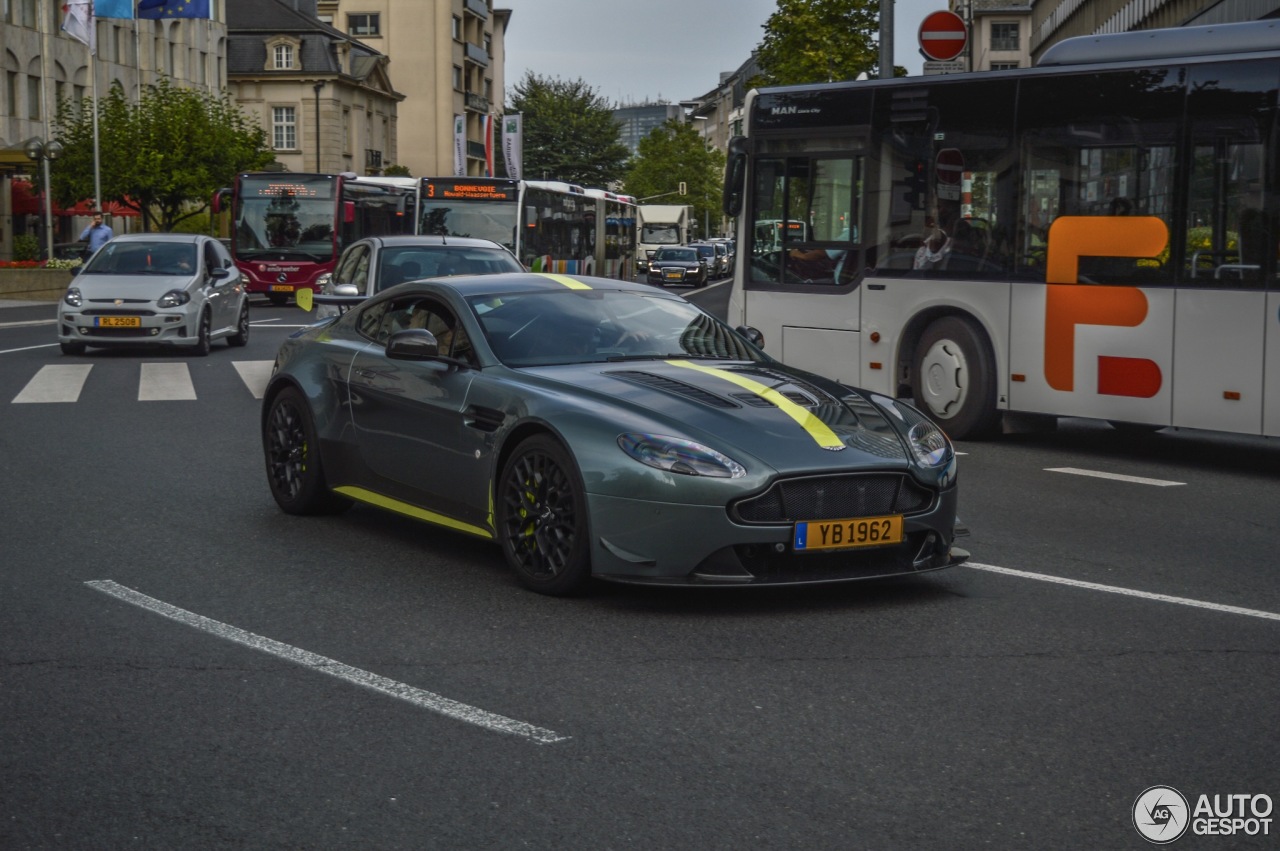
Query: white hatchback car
58 233 249 356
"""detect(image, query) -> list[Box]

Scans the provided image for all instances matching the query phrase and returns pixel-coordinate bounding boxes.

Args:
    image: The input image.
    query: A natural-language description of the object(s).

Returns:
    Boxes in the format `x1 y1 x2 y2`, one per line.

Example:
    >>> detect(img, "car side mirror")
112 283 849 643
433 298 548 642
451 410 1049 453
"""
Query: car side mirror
386 328 440 361
736 325 764 349
334 283 360 297
210 266 233 281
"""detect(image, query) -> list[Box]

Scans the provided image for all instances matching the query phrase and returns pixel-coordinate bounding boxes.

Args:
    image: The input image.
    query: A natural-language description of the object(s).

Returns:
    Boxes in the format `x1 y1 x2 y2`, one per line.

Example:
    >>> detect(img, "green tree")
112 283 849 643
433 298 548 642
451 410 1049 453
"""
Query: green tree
505 72 629 188
755 0 890 85
52 78 273 232
623 119 726 239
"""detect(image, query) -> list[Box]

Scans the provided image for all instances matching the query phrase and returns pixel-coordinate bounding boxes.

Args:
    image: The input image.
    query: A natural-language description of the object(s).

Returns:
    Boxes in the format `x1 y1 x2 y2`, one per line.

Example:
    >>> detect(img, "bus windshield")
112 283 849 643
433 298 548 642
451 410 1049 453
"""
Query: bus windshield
419 199 517 251
233 175 338 262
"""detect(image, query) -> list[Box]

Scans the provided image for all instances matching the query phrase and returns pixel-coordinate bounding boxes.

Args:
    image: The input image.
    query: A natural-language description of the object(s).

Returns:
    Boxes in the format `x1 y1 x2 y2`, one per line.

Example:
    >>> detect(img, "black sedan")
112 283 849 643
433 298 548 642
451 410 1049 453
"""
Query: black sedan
263 272 965 596
645 246 709 288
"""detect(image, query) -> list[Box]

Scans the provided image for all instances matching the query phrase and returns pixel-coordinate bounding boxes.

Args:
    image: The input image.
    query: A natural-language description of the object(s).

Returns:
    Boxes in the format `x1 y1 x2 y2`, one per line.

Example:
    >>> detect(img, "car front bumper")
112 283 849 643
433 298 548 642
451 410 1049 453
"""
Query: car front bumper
58 309 200 347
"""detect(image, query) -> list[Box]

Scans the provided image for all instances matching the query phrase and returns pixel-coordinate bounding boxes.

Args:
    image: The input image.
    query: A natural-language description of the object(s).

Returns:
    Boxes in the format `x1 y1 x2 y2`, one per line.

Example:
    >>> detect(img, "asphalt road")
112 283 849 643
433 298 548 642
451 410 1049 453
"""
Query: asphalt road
2 292 1277 849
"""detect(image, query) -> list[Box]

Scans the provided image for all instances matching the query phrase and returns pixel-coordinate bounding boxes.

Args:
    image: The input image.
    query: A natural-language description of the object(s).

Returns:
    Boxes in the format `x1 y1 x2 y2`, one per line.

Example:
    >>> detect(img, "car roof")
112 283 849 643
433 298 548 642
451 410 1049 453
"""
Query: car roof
108 233 206 244
364 235 508 249
393 271 675 298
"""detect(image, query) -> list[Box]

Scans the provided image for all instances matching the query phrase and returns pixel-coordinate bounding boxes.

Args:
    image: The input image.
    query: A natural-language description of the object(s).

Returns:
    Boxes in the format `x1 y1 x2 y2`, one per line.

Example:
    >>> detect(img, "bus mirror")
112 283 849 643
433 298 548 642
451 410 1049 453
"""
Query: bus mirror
723 136 749 218
212 187 230 215
344 201 355 223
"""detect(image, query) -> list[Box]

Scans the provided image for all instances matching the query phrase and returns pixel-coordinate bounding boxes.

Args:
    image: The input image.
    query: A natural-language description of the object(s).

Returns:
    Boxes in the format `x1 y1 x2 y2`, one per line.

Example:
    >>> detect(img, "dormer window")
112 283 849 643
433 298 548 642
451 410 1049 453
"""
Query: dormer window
264 36 302 72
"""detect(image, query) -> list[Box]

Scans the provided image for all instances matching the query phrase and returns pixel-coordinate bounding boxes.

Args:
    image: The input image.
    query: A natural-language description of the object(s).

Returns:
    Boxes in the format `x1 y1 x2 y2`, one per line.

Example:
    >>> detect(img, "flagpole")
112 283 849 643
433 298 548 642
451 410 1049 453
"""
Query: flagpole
92 49 102 211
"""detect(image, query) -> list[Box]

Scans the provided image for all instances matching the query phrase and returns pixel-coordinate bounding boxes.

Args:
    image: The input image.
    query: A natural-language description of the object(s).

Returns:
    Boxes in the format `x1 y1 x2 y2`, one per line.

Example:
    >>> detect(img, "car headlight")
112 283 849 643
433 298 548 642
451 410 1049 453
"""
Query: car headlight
63 287 82 307
618 433 746 478
871 395 953 468
156 289 191 308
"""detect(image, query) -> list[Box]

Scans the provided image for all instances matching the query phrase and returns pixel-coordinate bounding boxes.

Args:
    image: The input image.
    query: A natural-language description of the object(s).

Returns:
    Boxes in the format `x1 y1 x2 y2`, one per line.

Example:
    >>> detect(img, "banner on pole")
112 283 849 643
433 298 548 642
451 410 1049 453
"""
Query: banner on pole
453 115 466 176
138 0 211 19
502 114 522 181
95 0 135 18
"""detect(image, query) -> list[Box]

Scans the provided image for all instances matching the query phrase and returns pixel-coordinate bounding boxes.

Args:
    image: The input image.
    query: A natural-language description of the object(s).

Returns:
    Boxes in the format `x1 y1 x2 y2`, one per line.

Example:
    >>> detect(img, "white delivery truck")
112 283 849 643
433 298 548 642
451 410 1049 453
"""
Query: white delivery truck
635 205 692 275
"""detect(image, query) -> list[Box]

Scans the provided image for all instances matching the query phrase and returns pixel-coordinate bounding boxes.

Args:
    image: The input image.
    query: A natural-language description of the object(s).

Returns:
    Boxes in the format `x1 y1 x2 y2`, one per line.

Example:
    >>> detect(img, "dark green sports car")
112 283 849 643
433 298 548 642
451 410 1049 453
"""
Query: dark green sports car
262 272 966 595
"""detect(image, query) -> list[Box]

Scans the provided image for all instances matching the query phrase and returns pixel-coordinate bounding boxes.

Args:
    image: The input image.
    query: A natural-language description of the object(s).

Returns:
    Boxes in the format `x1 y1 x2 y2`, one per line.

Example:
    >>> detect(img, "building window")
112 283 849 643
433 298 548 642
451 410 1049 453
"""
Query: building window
343 107 351 153
7 73 18 117
452 65 462 91
990 22 1019 51
274 44 293 69
273 106 297 150
452 15 460 40
991 62 1020 71
347 12 379 36
27 75 40 119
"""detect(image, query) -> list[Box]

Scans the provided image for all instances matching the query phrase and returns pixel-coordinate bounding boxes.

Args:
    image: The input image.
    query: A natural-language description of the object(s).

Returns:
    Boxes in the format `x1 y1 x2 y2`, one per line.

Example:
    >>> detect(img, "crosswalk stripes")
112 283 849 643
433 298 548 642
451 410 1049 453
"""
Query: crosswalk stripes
12 364 93 404
10 360 274 404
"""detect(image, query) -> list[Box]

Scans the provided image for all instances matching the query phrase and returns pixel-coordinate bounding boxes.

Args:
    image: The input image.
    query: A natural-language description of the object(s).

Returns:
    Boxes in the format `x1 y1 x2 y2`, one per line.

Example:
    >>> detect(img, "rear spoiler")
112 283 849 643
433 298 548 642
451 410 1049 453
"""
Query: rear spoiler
295 289 368 315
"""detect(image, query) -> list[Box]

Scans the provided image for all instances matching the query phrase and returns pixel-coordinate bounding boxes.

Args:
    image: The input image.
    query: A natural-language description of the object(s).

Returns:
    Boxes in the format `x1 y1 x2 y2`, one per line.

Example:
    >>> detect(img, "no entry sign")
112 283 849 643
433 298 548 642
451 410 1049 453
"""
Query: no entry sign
919 10 968 62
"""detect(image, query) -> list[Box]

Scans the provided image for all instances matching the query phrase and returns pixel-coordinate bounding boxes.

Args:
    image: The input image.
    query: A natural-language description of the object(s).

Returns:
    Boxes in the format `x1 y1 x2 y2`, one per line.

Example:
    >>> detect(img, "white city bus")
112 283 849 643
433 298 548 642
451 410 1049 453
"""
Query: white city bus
722 20 1279 439
418 177 636 279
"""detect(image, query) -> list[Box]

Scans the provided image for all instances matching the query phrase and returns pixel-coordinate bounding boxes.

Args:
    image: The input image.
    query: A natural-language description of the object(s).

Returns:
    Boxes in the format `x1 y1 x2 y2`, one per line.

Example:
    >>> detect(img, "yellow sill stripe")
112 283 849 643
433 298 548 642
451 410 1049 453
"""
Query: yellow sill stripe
667 360 845 451
334 485 494 539
537 273 593 290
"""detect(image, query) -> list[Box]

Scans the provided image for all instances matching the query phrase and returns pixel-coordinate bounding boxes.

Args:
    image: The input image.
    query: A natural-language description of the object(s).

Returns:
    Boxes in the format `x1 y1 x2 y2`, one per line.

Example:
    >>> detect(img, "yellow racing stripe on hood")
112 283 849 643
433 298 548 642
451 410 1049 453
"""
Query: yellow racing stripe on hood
537 273 593 290
667 360 845 451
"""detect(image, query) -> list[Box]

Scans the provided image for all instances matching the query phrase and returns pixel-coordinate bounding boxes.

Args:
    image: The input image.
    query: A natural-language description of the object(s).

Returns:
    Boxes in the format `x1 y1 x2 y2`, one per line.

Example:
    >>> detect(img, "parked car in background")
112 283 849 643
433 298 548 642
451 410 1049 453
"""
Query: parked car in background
40 242 90 262
645 246 709 288
262 271 965 595
57 233 249 356
687 242 726 278
314 235 523 319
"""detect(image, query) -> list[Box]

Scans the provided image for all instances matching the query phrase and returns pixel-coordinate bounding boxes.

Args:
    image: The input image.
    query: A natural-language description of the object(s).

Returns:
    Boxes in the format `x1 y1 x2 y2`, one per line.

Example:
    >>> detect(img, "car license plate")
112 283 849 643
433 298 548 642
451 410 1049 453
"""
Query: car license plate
270 285 295 292
665 270 682 279
95 316 141 328
793 515 903 552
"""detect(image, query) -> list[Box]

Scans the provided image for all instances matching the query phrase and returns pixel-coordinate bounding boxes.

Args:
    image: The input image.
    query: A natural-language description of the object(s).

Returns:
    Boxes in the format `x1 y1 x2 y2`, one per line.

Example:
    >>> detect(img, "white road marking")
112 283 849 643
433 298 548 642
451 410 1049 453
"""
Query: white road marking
0 343 61 354
966 562 1280 622
1046 467 1185 486
233 360 274 399
12 364 92 403
139 362 196 401
85 580 570 744
0 318 57 328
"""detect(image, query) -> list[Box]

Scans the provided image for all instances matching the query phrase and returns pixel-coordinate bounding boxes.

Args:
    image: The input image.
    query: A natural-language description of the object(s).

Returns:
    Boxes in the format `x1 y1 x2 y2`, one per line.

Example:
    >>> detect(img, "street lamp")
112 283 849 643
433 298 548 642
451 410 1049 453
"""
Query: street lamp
23 136 64 263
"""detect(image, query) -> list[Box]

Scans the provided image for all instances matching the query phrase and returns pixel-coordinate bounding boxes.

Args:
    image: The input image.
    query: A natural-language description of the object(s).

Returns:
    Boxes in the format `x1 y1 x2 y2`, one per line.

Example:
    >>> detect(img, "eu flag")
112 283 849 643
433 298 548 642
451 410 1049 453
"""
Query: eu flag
137 0 210 18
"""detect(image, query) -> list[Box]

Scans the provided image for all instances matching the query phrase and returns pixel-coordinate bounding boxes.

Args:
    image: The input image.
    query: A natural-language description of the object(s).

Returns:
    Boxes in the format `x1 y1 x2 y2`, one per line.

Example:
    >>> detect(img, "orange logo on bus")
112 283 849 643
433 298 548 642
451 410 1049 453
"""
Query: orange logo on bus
1043 217 1168 398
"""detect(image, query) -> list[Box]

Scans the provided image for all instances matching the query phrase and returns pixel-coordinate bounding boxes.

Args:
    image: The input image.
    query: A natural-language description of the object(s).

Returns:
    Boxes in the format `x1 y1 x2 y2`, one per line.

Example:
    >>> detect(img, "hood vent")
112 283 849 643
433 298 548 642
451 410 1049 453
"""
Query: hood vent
606 370 740 409
730 390 816 408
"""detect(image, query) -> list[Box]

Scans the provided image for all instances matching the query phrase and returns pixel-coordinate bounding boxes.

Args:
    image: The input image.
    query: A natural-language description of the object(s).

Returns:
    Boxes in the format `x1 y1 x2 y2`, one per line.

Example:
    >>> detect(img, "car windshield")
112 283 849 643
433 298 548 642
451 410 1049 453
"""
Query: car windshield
81 241 197 275
469 289 767 367
691 245 714 258
655 248 697 262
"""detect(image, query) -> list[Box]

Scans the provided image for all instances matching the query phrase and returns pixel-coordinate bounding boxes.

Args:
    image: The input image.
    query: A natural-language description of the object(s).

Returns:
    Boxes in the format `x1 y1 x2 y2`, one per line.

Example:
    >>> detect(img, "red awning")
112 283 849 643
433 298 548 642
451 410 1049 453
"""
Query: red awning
10 180 140 217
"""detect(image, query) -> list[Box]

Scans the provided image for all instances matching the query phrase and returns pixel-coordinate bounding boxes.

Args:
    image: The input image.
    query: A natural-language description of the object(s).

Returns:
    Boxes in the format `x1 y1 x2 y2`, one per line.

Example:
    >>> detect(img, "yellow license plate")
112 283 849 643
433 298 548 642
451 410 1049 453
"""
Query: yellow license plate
95 316 141 328
794 515 903 552
270 285 295 292
665 271 681 278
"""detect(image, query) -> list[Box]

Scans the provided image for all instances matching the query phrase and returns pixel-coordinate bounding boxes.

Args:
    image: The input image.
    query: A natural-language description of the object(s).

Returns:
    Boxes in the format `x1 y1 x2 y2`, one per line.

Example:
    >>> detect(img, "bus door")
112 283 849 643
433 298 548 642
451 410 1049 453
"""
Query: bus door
1008 69 1181 427
1174 61 1275 436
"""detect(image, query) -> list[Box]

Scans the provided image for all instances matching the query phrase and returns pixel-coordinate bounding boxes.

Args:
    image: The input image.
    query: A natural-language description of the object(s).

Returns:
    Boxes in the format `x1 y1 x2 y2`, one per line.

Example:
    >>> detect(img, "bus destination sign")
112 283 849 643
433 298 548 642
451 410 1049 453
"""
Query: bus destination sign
249 178 335 200
425 180 518 202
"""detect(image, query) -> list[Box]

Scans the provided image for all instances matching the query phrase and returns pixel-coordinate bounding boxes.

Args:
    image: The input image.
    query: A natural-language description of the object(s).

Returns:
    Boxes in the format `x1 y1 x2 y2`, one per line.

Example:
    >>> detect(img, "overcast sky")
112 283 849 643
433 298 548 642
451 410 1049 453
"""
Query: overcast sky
502 0 940 107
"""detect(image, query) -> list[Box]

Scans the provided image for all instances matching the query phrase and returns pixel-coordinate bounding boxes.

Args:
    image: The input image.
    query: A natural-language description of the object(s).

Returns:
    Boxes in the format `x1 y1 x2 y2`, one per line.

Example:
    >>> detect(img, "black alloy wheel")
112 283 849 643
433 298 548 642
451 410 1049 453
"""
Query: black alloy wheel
263 387 351 515
497 436 591 595
193 310 211 357
228 302 250 347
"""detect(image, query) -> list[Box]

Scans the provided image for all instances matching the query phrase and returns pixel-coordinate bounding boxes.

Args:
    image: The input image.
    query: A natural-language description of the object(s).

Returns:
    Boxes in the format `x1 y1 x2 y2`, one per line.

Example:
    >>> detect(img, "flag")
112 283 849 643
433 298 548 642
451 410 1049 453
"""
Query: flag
483 114 494 178
453 114 465 177
138 0 210 18
502 114 522 181
61 0 95 53
96 0 135 17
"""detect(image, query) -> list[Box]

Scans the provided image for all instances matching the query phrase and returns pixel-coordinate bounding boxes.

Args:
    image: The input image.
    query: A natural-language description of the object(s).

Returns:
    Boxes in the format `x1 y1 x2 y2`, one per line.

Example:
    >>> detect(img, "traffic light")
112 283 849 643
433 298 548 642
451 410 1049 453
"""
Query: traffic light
678 181 687 196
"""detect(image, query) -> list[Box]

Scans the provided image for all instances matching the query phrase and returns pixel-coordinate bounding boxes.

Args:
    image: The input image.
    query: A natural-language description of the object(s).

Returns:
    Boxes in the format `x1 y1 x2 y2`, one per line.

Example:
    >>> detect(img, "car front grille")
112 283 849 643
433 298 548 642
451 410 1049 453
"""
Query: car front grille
732 473 934 524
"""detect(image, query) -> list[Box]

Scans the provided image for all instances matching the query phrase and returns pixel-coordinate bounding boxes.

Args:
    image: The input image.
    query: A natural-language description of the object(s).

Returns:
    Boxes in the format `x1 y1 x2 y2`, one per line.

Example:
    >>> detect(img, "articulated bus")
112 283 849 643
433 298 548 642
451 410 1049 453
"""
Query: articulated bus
217 172 417 304
419 177 637 279
723 19 1280 440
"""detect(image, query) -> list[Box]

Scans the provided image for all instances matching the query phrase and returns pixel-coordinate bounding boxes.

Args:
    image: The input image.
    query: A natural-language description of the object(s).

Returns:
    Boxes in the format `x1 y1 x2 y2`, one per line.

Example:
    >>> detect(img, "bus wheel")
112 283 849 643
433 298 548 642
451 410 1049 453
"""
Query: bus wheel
913 316 1000 440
